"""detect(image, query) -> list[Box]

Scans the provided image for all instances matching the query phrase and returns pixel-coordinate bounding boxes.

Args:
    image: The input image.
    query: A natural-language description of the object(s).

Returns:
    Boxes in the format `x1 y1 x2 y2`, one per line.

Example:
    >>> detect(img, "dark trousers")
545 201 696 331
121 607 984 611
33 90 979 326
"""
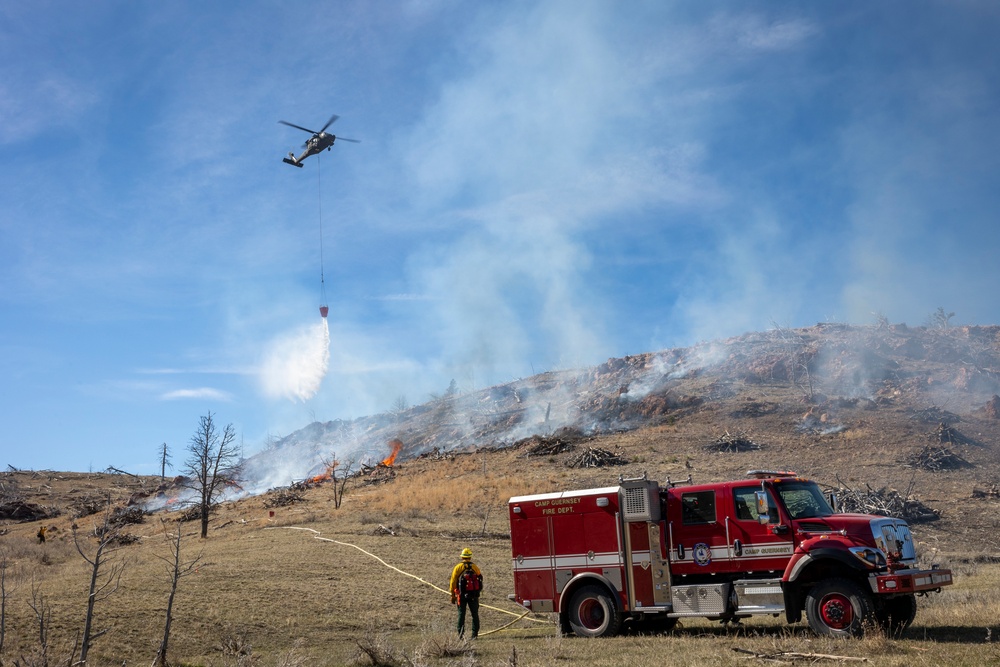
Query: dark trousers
457 594 480 638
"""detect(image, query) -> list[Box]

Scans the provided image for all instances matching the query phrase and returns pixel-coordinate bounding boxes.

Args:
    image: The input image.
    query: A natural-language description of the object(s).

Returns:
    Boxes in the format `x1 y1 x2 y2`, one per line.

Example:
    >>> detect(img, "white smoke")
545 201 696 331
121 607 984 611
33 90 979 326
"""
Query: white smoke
259 318 331 401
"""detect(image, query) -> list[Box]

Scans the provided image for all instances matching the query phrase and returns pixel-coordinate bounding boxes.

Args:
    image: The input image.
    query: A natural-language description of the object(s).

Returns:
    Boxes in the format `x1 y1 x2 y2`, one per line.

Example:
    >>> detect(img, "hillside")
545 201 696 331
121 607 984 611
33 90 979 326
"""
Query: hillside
246 323 1000 545
3 323 1000 666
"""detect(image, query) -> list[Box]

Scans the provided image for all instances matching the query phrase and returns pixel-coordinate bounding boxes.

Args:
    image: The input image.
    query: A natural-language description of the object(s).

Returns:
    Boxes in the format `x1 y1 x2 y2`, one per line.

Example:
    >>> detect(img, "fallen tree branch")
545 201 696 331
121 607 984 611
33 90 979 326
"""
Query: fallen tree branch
733 647 869 662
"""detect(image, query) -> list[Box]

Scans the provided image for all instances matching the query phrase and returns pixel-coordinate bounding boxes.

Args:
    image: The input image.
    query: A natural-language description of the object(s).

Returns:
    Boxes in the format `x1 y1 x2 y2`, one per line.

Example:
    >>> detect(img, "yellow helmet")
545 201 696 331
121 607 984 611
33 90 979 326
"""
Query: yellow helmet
461 547 473 560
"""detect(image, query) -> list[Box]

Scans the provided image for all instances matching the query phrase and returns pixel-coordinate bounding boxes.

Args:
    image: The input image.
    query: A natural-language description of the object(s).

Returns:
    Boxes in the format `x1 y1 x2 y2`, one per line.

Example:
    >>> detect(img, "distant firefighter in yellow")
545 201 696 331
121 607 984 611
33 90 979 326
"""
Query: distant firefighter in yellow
449 547 483 639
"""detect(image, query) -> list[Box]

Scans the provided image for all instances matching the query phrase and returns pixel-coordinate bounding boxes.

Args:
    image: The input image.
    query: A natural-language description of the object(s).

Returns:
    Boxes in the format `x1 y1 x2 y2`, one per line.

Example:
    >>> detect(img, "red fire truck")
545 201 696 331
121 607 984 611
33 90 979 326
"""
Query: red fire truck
508 471 952 637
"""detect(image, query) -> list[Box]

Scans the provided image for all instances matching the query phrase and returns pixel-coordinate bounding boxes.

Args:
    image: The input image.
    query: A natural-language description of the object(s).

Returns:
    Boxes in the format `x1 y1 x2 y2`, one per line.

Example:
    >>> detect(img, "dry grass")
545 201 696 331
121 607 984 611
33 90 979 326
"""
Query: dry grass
2 416 1000 666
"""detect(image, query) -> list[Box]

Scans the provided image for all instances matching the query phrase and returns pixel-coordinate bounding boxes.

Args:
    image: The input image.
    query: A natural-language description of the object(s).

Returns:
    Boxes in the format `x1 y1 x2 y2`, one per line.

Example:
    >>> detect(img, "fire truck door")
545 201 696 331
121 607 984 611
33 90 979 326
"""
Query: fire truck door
667 488 732 576
728 485 794 572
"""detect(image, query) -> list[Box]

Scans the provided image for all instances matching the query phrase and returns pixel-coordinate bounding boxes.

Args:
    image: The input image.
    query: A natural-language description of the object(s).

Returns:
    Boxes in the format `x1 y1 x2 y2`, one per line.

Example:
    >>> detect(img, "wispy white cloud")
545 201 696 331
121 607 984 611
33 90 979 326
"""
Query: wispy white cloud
160 388 234 401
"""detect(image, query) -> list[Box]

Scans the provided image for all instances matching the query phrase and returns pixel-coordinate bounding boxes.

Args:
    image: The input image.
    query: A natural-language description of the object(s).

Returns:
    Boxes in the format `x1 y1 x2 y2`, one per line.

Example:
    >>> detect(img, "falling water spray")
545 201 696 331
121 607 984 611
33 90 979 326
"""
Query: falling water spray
260 317 331 401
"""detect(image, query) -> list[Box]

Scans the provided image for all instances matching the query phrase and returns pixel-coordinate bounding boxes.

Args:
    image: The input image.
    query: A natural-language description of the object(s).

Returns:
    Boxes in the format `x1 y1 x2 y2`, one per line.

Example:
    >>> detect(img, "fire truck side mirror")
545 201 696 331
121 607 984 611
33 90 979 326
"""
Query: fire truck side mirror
828 492 839 512
755 490 770 525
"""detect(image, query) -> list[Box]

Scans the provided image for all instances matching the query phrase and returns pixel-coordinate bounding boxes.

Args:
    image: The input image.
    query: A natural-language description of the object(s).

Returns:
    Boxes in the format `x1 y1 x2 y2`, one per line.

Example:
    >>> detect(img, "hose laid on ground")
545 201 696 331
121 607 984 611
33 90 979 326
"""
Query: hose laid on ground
271 526 552 629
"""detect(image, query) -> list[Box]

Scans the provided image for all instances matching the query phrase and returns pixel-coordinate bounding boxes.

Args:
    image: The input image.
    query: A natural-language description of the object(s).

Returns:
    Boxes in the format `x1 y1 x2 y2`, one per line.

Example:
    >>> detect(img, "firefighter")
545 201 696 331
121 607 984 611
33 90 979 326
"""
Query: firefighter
36 526 47 543
449 547 483 639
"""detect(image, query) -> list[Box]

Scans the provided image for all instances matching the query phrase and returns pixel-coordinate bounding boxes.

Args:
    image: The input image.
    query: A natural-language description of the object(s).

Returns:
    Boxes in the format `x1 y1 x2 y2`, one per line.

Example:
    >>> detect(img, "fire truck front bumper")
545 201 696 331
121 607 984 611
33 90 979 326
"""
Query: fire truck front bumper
869 567 953 595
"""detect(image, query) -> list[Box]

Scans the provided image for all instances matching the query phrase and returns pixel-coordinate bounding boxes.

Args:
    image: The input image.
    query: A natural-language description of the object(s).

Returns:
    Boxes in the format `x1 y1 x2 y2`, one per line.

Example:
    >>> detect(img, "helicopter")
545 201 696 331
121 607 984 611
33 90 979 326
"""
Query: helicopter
278 114 359 167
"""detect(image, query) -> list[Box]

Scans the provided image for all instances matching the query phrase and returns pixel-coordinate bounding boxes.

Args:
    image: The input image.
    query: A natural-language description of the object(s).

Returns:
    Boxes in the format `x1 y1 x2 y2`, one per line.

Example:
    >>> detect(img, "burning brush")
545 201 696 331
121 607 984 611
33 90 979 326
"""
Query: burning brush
380 439 403 467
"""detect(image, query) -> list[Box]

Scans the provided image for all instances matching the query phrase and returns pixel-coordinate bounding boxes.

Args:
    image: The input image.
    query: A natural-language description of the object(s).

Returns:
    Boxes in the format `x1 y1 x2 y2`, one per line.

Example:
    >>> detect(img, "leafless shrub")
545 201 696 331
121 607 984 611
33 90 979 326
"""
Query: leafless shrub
352 625 412 667
217 627 259 667
417 632 473 659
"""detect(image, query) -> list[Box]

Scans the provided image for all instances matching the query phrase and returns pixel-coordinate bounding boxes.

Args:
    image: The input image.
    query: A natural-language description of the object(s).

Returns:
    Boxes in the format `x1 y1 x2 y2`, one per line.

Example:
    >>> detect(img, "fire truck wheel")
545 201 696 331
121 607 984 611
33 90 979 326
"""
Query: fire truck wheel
876 594 917 637
567 585 621 638
805 578 874 638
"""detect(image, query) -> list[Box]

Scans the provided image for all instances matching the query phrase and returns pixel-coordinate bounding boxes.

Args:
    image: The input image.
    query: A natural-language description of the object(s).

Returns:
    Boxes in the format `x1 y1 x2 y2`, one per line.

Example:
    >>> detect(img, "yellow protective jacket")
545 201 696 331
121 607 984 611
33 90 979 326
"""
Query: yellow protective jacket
449 560 482 598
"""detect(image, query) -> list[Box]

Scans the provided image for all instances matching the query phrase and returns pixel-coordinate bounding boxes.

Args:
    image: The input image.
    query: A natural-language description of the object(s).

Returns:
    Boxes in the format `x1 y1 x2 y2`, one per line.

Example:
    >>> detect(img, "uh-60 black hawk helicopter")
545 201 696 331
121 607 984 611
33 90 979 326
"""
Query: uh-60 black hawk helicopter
278 114 359 167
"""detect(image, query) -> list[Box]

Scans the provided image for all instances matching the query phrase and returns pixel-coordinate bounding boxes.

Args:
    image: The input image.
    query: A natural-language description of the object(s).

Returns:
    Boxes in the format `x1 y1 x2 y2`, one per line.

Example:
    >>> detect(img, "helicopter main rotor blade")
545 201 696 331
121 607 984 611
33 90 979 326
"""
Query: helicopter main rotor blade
319 114 340 133
278 120 318 134
335 136 360 143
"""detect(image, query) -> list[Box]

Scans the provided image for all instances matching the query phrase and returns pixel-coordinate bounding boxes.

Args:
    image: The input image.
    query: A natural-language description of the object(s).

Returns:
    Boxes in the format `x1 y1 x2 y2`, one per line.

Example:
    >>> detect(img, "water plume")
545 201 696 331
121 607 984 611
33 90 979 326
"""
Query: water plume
260 318 331 401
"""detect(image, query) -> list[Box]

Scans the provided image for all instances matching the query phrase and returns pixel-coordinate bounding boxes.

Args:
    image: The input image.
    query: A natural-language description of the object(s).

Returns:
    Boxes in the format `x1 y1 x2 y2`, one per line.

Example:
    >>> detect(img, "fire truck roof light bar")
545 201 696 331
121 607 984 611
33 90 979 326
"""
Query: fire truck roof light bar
746 470 799 479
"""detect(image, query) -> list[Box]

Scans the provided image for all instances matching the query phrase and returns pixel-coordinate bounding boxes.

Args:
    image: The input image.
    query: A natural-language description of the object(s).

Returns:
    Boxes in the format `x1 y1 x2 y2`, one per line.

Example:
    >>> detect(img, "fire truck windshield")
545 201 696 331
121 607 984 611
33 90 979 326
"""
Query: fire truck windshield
775 481 835 519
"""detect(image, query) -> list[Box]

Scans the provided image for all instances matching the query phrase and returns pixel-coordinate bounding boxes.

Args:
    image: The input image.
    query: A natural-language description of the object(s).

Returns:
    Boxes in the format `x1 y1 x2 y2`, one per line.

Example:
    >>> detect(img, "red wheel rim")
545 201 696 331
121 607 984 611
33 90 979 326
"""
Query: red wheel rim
819 593 854 629
579 598 605 630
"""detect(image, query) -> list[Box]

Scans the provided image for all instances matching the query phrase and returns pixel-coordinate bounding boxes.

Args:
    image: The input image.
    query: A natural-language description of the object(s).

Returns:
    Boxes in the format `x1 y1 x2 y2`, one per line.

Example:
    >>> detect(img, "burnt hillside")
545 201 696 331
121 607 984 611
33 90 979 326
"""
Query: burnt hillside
248 323 1000 477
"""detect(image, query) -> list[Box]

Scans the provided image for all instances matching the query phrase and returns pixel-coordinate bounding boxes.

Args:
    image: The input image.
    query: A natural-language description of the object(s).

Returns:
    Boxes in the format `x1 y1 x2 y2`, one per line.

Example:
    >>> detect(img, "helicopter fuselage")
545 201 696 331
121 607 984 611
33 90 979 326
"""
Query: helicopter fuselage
280 114 356 167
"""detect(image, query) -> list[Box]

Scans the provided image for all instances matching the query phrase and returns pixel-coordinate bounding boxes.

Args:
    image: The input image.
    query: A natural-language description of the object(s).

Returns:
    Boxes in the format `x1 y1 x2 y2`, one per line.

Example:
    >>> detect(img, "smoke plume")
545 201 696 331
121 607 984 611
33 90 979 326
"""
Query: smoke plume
259 318 331 401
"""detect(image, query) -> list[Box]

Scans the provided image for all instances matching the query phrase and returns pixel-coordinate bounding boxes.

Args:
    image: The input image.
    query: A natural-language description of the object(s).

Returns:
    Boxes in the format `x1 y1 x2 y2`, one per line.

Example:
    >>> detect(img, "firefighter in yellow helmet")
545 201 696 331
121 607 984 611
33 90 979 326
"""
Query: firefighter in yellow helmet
449 547 483 639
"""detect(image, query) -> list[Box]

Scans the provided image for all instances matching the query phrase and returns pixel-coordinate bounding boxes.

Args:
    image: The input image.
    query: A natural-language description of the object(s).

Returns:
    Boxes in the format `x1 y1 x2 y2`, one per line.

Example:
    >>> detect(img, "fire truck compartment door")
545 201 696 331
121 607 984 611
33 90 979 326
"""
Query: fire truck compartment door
648 523 671 605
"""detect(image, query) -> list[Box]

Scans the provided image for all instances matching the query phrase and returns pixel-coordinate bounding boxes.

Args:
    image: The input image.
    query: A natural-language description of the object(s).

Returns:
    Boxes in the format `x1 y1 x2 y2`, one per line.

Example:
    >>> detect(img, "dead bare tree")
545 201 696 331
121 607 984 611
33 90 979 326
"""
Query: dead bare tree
158 442 172 482
184 412 242 539
151 524 203 667
73 508 127 665
23 576 52 667
0 547 10 655
322 453 356 510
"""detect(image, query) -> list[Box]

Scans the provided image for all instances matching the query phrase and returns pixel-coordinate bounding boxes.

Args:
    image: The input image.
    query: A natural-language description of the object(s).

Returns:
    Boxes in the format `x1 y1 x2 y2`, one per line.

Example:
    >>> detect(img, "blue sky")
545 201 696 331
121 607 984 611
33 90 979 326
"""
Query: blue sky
2 1 999 473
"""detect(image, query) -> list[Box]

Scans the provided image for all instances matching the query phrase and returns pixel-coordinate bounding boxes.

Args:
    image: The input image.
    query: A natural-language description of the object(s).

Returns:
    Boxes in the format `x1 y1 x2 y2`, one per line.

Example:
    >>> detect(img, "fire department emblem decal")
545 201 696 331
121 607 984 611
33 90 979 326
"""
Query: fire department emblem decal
693 542 712 566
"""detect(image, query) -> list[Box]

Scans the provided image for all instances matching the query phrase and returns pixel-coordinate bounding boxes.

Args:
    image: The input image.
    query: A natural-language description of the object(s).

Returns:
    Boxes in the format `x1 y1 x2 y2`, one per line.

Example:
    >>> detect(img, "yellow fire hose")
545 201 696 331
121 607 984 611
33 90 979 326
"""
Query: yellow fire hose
272 526 552 635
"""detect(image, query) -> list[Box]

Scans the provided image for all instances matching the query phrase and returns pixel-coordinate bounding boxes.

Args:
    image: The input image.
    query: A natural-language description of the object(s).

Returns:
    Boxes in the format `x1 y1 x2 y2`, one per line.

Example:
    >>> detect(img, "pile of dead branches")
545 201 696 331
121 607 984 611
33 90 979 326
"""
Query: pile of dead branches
836 478 940 523
112 505 147 525
109 533 142 546
263 488 305 508
416 447 454 461
704 431 763 453
516 434 578 458
910 406 961 424
567 446 628 468
972 484 1000 500
0 499 60 522
935 422 979 447
362 464 397 485
904 445 972 471
176 504 210 523
70 495 108 519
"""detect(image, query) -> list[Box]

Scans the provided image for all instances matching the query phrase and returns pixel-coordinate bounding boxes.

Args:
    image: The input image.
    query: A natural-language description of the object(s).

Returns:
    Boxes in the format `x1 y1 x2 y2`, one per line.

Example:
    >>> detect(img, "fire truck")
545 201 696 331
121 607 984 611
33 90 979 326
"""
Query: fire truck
508 471 953 638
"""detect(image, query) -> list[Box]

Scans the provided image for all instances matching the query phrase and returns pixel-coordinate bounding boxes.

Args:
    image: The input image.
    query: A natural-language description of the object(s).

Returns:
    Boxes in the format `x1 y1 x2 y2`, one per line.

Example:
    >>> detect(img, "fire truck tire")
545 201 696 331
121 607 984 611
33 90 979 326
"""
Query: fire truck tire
566 585 621 638
804 578 874 638
876 594 917 637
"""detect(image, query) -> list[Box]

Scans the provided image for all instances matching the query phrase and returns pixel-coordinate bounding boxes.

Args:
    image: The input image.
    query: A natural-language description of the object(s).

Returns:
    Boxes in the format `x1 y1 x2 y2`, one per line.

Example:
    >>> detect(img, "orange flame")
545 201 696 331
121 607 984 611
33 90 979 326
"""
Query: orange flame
305 461 338 486
381 439 404 467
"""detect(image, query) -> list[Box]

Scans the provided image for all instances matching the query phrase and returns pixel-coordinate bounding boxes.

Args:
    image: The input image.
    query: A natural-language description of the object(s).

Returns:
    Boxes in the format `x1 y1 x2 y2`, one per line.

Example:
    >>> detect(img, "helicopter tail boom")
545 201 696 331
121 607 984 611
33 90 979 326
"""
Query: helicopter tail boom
282 157 304 168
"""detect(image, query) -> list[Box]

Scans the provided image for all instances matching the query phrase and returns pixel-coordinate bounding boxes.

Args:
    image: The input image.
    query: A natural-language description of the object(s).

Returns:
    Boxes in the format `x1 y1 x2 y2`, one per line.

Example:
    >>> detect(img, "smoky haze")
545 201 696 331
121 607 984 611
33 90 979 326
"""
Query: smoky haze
238 323 1000 496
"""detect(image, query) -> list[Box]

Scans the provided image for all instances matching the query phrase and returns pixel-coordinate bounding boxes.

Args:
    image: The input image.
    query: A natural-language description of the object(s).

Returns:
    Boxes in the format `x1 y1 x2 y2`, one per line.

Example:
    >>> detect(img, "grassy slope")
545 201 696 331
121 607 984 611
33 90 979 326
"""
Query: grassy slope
2 443 999 667
3 324 1000 665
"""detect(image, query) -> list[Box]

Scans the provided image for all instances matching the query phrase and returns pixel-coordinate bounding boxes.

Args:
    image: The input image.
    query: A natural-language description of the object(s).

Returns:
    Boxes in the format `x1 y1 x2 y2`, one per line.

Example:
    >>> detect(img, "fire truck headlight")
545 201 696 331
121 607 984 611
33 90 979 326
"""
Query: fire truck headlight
849 546 887 569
